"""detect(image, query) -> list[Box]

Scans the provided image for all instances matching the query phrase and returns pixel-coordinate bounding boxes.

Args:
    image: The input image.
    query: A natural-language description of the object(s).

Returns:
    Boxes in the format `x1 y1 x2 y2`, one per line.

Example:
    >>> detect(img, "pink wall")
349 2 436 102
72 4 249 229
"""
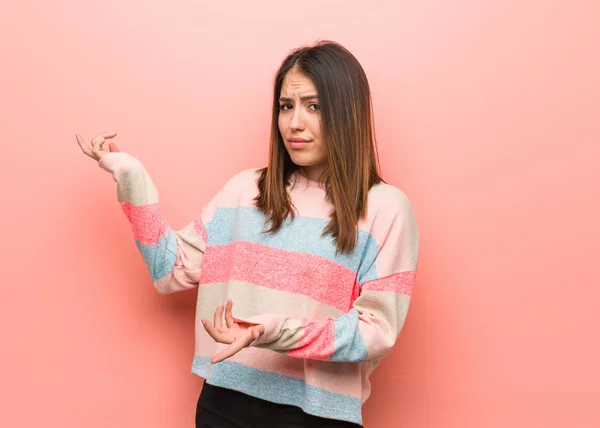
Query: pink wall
1 1 598 427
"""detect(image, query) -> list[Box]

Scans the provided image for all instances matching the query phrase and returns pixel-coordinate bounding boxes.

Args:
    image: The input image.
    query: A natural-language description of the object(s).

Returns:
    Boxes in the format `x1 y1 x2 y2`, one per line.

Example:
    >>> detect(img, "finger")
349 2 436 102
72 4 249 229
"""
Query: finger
214 304 224 331
251 324 265 341
75 134 85 148
91 132 117 151
108 142 120 152
93 131 117 141
76 134 92 155
211 336 253 364
95 140 105 154
91 137 104 153
225 300 234 328
201 319 233 344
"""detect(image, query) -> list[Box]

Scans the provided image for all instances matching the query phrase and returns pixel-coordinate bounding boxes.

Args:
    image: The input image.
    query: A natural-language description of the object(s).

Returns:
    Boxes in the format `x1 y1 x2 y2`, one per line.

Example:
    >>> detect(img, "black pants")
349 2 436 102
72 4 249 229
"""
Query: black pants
195 382 362 428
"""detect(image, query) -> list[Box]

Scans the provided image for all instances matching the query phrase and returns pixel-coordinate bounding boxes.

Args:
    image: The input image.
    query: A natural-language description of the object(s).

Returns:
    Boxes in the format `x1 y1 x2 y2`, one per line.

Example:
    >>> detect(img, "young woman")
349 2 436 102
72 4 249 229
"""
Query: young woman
76 40 419 428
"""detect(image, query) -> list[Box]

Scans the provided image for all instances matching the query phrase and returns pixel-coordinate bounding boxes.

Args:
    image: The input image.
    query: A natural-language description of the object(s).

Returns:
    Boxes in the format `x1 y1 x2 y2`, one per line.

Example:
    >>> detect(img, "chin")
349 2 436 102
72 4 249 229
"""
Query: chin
287 150 319 167
286 152 320 167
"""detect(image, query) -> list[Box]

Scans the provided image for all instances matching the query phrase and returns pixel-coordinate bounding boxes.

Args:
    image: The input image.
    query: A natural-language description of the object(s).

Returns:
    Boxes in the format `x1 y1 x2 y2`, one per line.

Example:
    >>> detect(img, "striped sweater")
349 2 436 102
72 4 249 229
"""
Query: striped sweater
99 152 420 425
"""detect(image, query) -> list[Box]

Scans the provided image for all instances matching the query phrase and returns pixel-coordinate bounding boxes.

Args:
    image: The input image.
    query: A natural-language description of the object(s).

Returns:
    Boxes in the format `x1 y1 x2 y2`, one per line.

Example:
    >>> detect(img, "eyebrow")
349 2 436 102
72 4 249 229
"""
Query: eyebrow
279 94 319 102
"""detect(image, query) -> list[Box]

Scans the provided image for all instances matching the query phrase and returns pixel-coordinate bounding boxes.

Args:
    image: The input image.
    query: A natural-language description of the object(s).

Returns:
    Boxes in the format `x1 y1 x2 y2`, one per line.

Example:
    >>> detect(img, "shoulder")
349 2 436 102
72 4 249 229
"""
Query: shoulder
362 181 419 242
216 168 263 203
367 181 415 218
223 168 260 191
364 183 420 268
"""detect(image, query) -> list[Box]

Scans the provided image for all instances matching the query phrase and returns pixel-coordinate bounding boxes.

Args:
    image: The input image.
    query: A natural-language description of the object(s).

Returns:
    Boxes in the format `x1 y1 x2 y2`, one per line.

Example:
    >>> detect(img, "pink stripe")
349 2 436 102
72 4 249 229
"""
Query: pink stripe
194 217 208 242
199 242 358 312
288 318 335 360
349 281 360 306
121 202 169 246
362 271 416 296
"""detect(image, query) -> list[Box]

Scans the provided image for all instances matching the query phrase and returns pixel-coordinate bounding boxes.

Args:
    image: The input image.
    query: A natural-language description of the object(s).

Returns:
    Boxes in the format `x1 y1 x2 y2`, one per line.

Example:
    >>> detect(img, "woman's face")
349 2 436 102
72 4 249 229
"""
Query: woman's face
278 69 327 181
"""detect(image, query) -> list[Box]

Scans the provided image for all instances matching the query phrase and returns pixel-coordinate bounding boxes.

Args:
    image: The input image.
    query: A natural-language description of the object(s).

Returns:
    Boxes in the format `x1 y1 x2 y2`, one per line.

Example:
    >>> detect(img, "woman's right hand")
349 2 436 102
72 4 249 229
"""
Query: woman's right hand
76 132 120 162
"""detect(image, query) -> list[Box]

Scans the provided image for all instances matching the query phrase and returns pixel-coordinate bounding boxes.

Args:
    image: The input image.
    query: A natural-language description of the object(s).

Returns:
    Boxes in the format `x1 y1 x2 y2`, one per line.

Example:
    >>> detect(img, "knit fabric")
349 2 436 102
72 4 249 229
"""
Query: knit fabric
99 152 420 425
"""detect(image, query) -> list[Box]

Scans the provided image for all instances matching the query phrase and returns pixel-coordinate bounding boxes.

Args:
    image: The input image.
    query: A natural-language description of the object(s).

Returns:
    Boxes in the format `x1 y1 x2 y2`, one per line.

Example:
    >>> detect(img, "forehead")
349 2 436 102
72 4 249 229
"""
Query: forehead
280 69 317 95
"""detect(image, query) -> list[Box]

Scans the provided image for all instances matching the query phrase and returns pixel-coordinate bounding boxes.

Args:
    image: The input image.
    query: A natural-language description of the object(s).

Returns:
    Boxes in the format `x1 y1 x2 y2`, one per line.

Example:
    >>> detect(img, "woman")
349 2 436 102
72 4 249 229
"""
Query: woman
76 40 419 428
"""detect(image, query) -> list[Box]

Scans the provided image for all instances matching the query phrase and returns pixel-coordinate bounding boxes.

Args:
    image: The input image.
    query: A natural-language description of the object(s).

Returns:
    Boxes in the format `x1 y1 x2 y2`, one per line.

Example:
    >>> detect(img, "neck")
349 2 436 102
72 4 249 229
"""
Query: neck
298 165 326 183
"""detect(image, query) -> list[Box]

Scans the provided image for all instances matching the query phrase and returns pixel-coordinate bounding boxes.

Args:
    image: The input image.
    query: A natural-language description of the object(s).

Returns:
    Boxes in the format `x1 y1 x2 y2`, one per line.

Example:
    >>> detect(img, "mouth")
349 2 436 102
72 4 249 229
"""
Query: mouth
288 138 311 150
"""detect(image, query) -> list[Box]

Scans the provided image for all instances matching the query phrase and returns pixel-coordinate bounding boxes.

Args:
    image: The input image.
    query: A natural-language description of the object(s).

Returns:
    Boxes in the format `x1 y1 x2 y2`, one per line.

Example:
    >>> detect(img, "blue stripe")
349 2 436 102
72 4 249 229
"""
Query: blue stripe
192 356 363 425
135 228 178 282
330 309 369 362
206 206 379 279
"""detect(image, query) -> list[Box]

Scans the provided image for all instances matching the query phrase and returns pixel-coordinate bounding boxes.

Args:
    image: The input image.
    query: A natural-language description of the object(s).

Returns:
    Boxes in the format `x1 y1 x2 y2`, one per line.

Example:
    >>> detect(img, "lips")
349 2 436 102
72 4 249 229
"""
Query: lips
288 138 311 150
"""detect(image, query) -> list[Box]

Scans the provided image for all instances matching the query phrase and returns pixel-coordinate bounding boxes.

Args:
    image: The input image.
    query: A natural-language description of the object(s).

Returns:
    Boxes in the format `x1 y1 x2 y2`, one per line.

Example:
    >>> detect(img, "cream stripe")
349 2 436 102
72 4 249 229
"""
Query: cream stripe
115 167 159 206
194 280 347 322
354 290 411 336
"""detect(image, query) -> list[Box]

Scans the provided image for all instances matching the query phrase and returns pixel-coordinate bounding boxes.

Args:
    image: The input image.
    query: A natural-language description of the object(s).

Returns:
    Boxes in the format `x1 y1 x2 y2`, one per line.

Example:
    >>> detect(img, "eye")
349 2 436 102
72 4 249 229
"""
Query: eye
279 103 293 111
308 103 320 111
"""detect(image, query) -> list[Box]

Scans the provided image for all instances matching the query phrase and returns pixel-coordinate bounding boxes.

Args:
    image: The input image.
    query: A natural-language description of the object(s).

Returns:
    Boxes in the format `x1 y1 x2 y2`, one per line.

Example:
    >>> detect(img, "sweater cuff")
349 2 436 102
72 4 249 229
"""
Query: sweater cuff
98 152 142 181
233 314 281 347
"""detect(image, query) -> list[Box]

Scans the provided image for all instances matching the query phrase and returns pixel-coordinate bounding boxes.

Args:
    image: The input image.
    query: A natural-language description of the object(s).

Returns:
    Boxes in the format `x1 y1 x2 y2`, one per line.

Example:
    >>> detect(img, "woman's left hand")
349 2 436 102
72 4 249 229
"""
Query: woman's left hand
201 300 265 364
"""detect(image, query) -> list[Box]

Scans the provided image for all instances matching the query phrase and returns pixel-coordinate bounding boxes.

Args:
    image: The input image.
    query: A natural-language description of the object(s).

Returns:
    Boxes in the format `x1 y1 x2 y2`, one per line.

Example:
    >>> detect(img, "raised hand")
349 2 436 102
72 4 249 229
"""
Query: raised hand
202 300 265 364
76 132 120 161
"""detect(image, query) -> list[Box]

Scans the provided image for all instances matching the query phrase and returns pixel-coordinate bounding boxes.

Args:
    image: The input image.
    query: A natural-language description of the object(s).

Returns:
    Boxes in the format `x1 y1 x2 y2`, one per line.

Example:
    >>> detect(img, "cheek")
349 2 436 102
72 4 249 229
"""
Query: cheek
310 117 322 139
278 114 286 135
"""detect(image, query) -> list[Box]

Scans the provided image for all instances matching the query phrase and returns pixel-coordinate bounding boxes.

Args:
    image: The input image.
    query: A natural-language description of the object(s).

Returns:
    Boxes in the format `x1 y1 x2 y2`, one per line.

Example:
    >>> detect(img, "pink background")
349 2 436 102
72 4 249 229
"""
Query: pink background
1 1 599 427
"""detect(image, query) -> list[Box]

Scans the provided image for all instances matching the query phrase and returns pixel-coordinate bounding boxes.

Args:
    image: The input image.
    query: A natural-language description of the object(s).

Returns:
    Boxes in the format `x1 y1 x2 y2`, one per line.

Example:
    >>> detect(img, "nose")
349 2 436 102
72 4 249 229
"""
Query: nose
290 107 305 132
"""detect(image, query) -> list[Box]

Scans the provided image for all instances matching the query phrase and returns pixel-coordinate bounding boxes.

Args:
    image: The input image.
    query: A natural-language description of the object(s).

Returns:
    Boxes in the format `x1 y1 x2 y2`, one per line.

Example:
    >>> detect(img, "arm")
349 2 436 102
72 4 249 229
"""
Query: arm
238 194 419 363
99 152 217 294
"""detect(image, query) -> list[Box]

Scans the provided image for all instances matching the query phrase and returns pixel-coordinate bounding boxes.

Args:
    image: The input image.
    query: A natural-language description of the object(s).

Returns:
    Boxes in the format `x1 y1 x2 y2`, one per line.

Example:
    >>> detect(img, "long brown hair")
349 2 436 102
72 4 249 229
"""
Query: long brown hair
254 40 383 254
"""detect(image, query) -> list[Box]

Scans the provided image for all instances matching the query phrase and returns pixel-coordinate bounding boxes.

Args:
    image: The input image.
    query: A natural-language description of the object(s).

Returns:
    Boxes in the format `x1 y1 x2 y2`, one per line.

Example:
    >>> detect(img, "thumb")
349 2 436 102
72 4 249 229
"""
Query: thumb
251 325 265 340
109 142 120 152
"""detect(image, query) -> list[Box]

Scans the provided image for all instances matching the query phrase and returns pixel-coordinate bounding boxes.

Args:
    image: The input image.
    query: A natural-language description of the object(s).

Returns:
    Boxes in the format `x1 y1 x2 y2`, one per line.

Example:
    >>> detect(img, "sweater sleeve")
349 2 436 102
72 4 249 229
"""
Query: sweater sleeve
237 192 419 363
98 152 218 294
